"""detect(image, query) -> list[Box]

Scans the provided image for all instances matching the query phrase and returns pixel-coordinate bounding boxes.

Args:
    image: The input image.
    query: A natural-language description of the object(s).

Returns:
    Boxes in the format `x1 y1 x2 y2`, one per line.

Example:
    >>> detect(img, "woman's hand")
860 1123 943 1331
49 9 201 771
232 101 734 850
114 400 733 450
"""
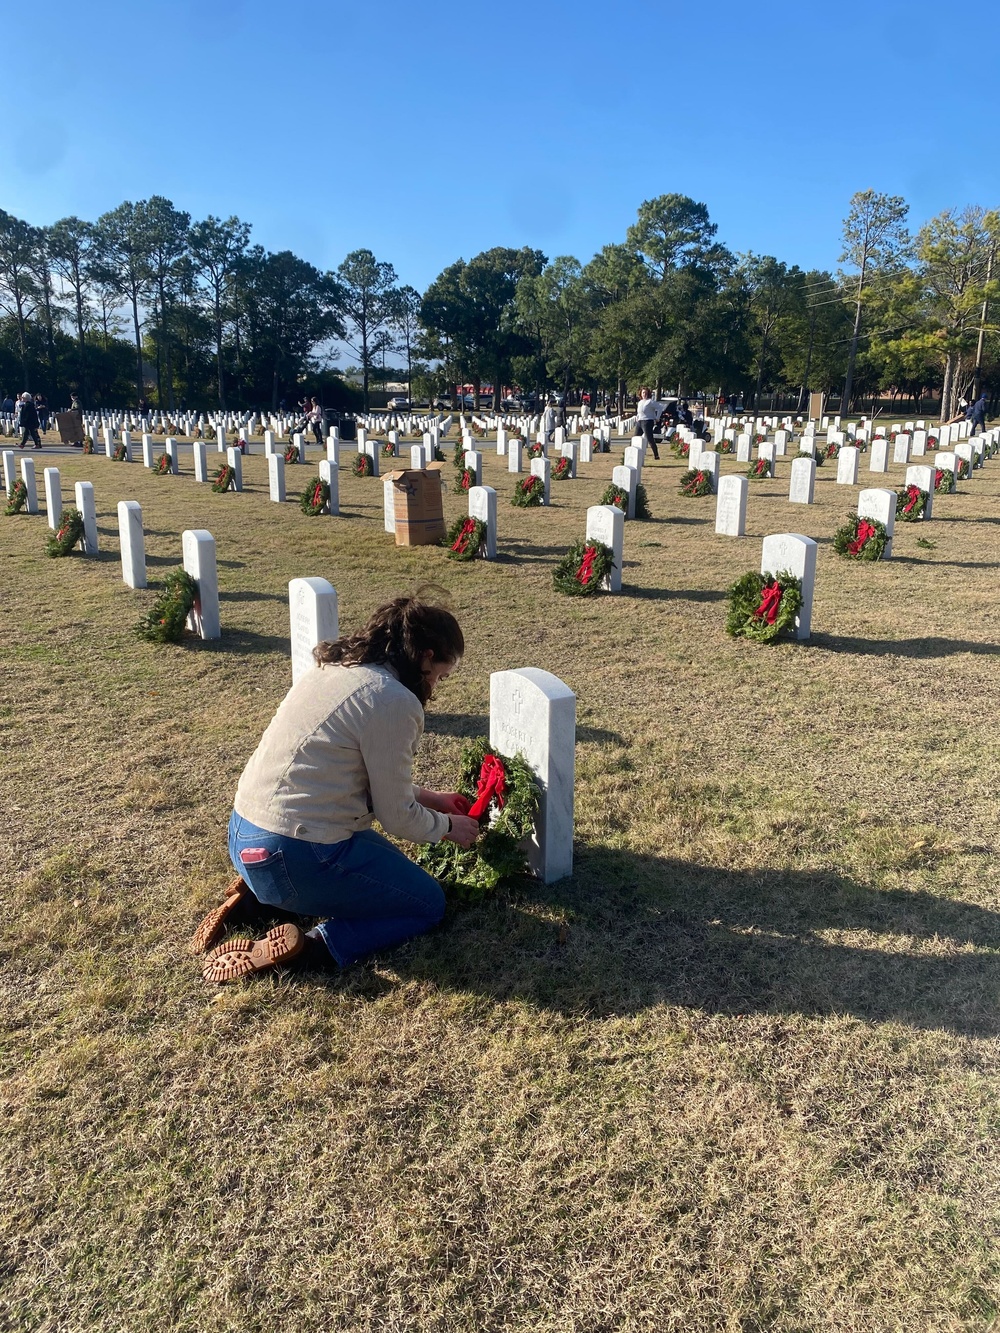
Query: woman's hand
441 814 479 849
417 788 471 817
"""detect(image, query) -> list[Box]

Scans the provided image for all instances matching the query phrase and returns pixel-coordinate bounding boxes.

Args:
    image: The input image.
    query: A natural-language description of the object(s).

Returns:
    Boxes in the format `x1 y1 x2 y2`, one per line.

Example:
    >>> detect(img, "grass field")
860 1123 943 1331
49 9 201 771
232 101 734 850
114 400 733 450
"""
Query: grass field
1 432 999 1331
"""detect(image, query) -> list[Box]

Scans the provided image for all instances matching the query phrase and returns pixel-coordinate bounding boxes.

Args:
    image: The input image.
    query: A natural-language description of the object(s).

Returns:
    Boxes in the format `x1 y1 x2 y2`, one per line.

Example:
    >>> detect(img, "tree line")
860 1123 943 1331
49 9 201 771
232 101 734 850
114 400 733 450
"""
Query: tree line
0 189 997 421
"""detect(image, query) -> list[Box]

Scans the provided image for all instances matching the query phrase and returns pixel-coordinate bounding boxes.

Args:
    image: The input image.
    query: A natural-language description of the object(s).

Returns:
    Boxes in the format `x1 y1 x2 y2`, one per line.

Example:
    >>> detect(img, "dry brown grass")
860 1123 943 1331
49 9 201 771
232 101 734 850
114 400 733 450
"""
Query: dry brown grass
1 435 999 1331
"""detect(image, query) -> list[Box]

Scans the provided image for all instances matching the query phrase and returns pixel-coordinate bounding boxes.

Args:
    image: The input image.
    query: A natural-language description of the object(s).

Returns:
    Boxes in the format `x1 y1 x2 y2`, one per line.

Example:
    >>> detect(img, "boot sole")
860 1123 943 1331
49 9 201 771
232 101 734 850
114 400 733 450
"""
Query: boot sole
189 876 251 954
202 923 305 984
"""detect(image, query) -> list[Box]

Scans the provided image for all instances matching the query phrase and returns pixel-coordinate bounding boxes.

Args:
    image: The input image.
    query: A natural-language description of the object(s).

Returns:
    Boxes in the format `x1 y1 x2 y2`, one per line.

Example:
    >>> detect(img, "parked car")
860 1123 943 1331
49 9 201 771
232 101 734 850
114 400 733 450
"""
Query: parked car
387 395 410 410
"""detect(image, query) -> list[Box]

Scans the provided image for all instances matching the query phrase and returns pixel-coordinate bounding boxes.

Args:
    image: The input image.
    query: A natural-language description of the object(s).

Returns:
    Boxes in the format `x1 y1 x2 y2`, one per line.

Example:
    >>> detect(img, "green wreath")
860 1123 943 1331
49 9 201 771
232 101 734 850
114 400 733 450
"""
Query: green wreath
133 568 197 644
747 457 773 480
832 512 888 561
153 452 172 475
725 569 804 644
112 442 128 462
46 507 85 557
212 463 235 493
528 441 545 459
353 452 374 477
300 476 330 515
955 457 970 481
552 538 615 596
512 474 545 507
444 515 486 560
934 468 954 493
719 438 736 454
598 481 650 519
381 440 396 457
82 436 95 455
455 467 475 493
678 468 712 497
552 456 572 480
284 443 300 464
670 438 690 458
811 447 825 466
926 435 938 450
896 485 928 521
5 478 27 515
823 440 840 460
413 738 539 900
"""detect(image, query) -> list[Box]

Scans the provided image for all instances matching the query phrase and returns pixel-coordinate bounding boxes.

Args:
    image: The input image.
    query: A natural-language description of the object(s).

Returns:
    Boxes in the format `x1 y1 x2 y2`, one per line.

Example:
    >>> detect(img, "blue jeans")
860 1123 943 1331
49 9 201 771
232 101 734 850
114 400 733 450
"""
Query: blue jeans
228 811 445 967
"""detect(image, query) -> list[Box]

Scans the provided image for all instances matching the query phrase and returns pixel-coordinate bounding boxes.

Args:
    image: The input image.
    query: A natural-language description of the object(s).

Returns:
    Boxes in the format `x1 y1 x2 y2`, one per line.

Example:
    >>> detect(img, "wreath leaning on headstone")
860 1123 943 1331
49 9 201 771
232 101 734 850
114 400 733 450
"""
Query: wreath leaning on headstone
832 512 888 561
552 537 614 596
718 438 736 454
455 467 475 493
725 569 803 645
353 452 373 477
284 443 300 464
511 474 545 507
444 515 486 561
133 568 198 644
112 442 128 462
896 485 929 521
934 468 955 492
82 437 95 455
552 456 572 480
5 479 28 515
413 737 539 900
823 440 840 460
300 476 330 515
678 468 712 497
381 440 396 457
747 457 773 480
153 452 172 475
212 463 235 493
955 457 971 481
598 481 650 520
527 441 545 459
46 507 85 557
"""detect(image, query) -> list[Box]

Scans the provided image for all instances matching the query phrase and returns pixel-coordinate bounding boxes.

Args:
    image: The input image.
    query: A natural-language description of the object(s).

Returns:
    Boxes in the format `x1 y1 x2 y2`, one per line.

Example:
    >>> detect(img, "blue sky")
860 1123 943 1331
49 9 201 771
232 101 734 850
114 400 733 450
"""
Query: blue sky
4 0 996 291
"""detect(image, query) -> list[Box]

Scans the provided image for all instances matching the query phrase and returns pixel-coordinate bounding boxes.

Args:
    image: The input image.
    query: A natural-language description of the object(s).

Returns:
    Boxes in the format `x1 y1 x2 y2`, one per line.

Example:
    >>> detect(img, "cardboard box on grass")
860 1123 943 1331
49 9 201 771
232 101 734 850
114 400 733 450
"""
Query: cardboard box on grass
56 410 84 444
388 465 446 545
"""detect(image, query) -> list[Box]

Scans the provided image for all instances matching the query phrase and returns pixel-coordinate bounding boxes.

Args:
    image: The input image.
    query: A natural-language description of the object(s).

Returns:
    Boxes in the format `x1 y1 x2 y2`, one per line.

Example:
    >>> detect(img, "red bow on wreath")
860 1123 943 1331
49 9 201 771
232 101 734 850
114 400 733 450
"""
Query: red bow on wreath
451 518 476 554
576 545 597 586
467 753 507 820
848 519 875 555
754 581 783 624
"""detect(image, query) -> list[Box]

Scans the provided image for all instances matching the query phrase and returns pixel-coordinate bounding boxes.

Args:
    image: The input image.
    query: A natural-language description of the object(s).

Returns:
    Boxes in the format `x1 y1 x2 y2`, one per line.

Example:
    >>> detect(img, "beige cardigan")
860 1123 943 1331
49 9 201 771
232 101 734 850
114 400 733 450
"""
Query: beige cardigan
234 663 448 846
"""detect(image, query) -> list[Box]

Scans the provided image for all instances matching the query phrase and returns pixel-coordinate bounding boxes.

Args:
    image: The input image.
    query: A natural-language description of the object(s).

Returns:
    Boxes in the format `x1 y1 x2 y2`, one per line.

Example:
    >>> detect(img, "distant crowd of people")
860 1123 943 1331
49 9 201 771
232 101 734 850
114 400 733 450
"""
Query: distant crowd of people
1 392 49 448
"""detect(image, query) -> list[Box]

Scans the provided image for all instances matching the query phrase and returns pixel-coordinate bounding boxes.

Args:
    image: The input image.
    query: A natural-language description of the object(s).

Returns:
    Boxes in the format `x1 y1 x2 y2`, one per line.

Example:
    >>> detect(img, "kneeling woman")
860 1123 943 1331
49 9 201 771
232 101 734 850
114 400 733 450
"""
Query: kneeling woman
194 593 479 982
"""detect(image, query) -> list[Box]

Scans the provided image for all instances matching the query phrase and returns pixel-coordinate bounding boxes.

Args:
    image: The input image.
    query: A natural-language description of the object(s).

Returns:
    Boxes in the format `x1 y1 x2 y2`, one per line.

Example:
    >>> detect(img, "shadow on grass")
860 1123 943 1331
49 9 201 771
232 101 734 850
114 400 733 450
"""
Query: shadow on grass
192 628 290 655
396 847 1000 1035
809 633 998 658
627 585 728 603
425 713 627 746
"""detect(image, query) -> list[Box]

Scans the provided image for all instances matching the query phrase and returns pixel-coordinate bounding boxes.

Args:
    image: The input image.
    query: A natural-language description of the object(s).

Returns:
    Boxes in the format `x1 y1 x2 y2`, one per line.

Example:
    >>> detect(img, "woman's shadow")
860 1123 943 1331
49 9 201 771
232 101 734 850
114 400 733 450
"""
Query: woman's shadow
390 846 1000 1036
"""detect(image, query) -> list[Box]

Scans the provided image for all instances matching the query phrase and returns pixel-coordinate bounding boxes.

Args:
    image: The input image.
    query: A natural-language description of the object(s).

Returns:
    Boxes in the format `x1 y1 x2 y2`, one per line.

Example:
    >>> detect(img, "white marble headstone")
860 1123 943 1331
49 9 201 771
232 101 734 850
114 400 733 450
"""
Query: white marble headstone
117 500 147 588
489 667 576 884
182 529 221 640
760 533 817 640
289 577 339 684
715 475 747 537
585 503 623 592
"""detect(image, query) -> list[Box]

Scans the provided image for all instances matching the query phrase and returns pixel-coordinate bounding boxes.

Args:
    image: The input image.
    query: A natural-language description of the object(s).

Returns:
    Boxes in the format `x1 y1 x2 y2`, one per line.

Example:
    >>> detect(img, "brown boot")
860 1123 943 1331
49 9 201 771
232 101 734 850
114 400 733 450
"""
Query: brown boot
202 923 306 984
189 875 252 954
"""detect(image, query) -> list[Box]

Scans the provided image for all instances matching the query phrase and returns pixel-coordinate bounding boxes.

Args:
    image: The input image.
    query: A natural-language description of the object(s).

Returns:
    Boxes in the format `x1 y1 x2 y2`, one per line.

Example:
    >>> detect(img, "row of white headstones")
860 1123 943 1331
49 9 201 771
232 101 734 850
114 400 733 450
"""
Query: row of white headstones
9 463 577 887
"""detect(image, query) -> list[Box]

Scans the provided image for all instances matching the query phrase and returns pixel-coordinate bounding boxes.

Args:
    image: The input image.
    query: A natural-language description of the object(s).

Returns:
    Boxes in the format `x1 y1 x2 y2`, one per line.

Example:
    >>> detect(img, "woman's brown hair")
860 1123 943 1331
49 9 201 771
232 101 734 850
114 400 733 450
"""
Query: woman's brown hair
312 589 464 705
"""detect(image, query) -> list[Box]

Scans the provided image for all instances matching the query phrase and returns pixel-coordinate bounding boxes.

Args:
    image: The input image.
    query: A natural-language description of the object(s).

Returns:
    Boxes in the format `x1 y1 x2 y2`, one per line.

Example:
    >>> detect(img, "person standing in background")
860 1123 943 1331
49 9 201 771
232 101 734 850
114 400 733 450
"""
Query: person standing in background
635 387 670 460
17 393 41 448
